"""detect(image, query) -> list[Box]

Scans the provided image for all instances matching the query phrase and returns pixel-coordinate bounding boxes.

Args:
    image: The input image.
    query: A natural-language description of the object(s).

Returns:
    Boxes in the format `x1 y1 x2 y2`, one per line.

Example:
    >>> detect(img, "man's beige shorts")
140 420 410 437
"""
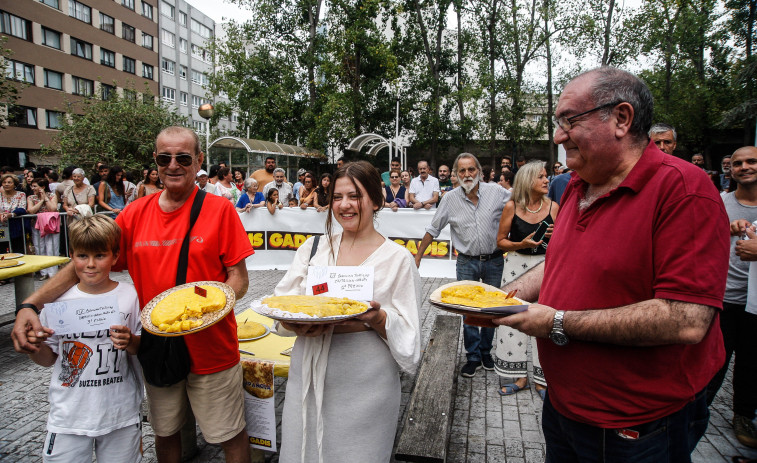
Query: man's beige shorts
145 363 245 444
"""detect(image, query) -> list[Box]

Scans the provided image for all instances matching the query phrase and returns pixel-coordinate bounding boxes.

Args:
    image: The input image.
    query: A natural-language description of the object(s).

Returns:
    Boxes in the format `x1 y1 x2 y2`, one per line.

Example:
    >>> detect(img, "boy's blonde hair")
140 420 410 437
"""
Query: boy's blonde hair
68 215 121 254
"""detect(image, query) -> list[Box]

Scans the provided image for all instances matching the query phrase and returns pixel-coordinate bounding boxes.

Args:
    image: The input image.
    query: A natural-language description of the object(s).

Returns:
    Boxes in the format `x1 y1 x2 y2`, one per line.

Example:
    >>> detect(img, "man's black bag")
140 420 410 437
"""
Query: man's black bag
137 188 206 387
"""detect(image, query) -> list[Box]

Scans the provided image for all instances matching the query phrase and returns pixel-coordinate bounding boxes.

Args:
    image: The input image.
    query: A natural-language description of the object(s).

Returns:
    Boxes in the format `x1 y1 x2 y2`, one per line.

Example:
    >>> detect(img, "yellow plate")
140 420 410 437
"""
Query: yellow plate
141 281 236 337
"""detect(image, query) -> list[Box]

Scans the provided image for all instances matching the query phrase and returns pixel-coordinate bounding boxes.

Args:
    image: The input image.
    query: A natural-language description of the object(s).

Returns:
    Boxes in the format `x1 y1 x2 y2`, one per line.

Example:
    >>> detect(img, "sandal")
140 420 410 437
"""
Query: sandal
499 382 528 396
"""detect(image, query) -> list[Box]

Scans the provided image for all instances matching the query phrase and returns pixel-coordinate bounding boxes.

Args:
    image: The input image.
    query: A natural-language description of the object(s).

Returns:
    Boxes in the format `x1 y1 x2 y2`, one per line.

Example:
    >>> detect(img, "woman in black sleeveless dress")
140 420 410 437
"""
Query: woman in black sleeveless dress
493 161 560 399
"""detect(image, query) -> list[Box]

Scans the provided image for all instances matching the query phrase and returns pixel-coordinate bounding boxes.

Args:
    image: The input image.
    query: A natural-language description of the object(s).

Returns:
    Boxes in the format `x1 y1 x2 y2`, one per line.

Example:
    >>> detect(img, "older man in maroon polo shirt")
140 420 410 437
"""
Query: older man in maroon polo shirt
495 67 729 462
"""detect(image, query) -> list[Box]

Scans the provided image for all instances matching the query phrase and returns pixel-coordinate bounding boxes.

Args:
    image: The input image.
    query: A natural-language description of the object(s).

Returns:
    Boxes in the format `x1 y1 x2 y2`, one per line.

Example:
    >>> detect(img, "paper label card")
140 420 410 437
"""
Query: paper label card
242 359 277 452
194 285 207 297
305 266 374 300
42 295 120 336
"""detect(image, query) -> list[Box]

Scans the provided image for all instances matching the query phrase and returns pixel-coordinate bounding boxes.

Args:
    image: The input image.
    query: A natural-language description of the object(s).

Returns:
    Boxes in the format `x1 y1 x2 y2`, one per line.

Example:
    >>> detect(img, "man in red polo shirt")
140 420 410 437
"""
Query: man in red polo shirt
494 67 729 462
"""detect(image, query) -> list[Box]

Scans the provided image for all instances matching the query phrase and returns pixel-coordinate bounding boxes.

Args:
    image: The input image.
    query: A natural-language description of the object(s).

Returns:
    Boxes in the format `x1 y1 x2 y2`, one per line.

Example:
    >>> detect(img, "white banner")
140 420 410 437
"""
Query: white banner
239 208 457 278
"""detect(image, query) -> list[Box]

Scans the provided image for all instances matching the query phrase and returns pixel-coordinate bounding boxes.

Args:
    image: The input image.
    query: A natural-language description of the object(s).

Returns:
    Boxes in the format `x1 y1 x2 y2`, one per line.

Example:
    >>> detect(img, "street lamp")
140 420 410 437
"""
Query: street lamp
198 103 214 170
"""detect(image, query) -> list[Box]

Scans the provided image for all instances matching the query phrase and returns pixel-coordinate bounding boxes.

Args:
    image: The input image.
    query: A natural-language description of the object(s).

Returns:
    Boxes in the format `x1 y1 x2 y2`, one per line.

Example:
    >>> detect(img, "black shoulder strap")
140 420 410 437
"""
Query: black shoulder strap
309 235 320 264
176 188 206 285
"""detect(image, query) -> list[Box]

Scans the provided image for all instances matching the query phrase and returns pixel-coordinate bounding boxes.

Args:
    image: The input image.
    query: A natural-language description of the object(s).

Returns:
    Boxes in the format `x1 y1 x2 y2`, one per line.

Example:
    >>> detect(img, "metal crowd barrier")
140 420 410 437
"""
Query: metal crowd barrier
2 211 118 257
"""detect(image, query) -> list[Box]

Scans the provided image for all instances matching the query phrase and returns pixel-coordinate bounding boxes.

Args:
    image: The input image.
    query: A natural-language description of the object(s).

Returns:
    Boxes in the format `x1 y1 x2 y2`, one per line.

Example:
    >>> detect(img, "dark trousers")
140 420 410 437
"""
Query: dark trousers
456 253 503 362
706 302 757 418
543 389 709 463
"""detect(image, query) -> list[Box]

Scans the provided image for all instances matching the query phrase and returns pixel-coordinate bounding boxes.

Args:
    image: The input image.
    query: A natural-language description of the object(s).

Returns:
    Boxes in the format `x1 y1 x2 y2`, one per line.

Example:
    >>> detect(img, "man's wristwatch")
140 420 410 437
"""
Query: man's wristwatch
549 310 569 346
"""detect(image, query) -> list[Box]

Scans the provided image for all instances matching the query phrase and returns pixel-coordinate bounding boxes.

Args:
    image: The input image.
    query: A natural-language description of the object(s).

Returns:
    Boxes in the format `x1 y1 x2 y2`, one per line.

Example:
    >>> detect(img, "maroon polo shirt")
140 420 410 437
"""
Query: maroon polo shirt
538 142 729 428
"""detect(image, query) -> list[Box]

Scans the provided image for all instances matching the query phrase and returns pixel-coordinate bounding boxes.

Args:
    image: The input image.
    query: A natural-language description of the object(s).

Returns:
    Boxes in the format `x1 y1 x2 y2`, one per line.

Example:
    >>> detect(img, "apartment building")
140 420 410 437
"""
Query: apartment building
156 0 237 135
0 0 159 168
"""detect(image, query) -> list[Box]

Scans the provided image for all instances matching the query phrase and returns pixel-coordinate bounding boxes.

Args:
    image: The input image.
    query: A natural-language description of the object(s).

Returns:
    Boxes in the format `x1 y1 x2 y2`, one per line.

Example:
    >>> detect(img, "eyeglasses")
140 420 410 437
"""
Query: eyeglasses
552 101 622 132
390 175 399 179
155 153 194 167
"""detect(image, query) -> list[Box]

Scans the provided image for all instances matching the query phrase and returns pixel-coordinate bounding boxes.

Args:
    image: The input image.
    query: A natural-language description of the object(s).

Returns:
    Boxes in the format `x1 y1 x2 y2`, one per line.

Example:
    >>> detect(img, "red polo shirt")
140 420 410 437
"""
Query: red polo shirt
538 142 728 428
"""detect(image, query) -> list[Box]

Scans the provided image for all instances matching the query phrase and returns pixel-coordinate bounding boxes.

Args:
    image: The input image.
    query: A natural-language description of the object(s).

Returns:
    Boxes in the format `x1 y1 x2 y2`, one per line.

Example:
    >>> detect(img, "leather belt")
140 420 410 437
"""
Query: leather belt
457 249 504 261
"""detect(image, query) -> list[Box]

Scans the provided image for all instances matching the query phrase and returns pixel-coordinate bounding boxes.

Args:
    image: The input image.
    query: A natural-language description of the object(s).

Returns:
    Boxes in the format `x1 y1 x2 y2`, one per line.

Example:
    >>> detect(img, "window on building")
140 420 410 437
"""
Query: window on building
124 89 137 101
100 48 115 67
143 93 154 104
190 69 200 84
179 38 187 53
161 59 174 75
179 11 187 26
191 95 205 108
99 13 114 34
70 37 92 60
46 110 63 129
190 19 212 38
193 120 206 132
142 2 153 19
101 83 115 100
9 106 37 128
161 29 175 47
122 24 135 42
160 1 174 18
122 0 135 10
232 113 239 123
41 27 61 49
123 56 136 74
142 32 153 50
68 0 91 24
72 76 94 96
6 60 35 84
179 65 187 79
191 44 209 62
143 63 154 79
162 86 175 102
44 69 63 90
0 11 32 40
180 91 187 106
39 0 59 9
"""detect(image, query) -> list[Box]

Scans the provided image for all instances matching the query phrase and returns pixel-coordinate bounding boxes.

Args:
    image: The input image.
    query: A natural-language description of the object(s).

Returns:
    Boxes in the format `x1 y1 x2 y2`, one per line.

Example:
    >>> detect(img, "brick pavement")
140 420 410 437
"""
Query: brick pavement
1 270 756 462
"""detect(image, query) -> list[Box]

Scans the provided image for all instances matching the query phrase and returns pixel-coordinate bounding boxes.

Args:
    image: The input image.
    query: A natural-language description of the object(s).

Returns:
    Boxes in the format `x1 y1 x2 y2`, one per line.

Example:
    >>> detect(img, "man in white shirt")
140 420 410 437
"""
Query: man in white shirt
263 168 294 204
409 160 440 209
196 169 218 195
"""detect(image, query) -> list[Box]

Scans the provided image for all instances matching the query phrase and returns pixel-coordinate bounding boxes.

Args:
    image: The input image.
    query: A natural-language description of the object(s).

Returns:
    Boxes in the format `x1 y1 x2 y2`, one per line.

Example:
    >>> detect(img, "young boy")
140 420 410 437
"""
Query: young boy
27 215 143 462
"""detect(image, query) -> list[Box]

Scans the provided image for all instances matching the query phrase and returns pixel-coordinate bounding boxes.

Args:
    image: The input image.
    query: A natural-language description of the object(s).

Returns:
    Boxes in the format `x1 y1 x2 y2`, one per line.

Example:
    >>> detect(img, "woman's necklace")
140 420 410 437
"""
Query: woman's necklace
525 198 544 214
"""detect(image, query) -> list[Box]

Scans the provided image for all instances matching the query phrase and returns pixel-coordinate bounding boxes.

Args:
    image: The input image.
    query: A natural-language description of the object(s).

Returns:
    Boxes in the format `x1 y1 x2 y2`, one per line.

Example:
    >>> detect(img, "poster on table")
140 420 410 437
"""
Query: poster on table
239 208 456 278
243 359 277 452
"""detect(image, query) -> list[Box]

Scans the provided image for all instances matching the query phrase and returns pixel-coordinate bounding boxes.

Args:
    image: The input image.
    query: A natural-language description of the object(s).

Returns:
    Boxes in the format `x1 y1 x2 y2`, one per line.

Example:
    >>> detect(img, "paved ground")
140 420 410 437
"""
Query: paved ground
1 270 756 462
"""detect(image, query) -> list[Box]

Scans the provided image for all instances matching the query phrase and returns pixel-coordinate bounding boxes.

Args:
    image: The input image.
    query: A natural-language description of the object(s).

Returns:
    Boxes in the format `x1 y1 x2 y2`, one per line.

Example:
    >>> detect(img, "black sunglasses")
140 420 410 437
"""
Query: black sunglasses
155 154 194 167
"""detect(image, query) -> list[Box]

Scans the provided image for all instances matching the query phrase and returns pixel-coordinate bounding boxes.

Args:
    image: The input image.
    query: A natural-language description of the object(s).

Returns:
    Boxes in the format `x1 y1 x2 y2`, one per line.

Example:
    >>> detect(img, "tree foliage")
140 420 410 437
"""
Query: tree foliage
44 91 186 172
0 36 24 130
208 0 756 165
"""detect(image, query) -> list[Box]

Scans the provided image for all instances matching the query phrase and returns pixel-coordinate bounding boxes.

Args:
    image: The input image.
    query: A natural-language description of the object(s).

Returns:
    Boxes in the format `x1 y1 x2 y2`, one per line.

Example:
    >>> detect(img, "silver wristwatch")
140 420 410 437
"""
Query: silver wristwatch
550 310 569 346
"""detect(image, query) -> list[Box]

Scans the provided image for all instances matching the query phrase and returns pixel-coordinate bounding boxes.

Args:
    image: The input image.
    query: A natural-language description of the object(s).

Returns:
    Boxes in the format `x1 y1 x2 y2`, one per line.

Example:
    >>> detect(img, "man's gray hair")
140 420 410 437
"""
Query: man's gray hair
72 168 86 177
577 67 654 145
273 167 285 175
648 123 677 141
452 153 483 179
243 178 258 189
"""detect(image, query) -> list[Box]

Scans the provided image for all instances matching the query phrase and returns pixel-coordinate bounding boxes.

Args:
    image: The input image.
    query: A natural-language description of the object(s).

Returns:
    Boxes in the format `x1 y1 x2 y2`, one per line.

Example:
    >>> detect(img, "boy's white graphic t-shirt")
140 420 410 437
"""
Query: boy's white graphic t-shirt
41 282 143 437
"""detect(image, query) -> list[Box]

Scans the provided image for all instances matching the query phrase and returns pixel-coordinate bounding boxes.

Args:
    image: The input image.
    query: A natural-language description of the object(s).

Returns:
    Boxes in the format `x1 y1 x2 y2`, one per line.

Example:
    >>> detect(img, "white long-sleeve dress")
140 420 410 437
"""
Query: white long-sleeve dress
274 233 421 463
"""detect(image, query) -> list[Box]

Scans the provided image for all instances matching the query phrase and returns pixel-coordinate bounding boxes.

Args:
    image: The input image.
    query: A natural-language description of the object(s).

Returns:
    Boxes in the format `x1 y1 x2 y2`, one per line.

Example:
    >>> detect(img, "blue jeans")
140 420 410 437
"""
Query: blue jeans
542 388 709 463
456 253 503 362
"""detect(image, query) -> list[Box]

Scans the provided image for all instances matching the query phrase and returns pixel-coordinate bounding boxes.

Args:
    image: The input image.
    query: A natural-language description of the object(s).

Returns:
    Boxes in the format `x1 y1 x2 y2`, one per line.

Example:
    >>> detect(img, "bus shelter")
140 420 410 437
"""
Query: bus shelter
207 136 324 181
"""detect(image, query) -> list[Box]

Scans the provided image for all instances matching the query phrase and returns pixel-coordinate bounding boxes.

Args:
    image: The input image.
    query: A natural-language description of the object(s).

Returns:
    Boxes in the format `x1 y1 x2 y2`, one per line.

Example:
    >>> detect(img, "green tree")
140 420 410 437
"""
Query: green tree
0 36 26 129
719 0 757 145
46 90 186 171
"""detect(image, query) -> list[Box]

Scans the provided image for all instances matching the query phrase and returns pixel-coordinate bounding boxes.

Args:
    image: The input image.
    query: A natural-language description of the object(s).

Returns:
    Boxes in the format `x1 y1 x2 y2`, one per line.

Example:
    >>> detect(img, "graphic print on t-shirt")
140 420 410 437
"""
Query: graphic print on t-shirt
59 341 92 387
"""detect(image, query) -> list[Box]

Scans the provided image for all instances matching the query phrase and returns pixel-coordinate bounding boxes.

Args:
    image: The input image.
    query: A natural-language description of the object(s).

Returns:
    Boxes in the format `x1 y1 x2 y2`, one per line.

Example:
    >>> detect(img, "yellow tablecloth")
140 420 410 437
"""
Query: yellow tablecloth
236 309 295 377
0 255 70 280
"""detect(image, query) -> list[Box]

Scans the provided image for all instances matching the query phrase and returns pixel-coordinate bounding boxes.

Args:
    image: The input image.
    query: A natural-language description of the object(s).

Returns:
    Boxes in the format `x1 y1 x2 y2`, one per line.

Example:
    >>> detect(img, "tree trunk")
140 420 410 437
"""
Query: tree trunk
602 0 615 65
544 0 555 164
